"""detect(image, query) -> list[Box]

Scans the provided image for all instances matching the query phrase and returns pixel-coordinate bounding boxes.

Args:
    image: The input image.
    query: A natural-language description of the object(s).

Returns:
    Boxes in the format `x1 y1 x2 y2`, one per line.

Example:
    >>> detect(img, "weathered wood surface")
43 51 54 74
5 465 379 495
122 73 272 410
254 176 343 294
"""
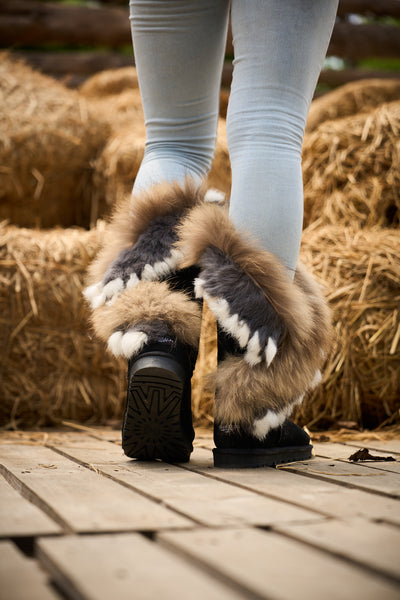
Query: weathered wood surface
0 474 61 538
0 431 399 600
159 528 400 600
0 541 59 600
37 533 246 600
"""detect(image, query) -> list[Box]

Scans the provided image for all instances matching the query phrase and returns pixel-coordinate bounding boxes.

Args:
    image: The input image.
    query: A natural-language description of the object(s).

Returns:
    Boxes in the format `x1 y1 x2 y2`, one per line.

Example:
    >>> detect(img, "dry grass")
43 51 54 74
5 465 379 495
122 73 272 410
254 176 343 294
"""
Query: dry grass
307 78 400 132
0 54 111 229
303 100 400 230
0 222 127 428
295 224 400 430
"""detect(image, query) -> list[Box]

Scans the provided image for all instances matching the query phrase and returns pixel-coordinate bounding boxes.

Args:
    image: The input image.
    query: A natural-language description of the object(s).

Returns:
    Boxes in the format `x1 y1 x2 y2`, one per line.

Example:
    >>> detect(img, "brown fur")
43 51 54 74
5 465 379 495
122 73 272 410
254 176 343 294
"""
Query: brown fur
176 202 332 428
177 203 314 344
211 264 332 429
87 179 204 285
91 280 202 349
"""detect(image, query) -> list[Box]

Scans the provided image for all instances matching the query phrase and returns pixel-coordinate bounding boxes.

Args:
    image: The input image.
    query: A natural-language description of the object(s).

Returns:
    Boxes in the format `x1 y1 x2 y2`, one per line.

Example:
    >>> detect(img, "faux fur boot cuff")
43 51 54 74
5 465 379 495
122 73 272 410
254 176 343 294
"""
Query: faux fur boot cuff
84 180 204 309
83 181 204 359
91 280 202 359
177 203 332 437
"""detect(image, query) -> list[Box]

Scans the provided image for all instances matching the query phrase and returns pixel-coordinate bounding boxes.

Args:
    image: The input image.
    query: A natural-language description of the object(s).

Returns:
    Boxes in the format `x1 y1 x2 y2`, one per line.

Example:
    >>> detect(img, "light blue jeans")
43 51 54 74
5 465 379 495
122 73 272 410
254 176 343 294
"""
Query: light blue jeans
129 0 338 273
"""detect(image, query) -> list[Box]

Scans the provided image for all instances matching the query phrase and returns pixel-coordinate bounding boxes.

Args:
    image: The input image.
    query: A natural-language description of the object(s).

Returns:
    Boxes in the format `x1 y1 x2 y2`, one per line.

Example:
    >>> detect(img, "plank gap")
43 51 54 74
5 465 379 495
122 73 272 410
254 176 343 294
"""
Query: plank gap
273 526 400 587
0 465 72 533
46 444 206 528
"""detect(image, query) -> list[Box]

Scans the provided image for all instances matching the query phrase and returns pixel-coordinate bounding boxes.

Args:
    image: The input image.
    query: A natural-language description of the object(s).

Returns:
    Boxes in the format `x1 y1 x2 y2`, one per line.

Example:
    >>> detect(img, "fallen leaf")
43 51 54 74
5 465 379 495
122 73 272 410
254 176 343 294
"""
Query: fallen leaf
348 448 395 462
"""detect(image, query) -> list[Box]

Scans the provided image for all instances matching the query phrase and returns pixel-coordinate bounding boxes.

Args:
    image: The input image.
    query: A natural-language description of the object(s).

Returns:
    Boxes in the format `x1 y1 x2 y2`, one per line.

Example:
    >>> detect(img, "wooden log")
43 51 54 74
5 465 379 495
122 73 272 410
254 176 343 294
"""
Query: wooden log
337 0 400 18
329 22 400 59
14 50 134 76
0 0 130 47
318 68 400 87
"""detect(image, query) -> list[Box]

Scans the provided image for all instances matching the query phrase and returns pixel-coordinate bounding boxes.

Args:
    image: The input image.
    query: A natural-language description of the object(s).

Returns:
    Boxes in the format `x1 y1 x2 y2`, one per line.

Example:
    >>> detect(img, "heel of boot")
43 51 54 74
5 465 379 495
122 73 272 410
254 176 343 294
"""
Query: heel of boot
122 352 193 462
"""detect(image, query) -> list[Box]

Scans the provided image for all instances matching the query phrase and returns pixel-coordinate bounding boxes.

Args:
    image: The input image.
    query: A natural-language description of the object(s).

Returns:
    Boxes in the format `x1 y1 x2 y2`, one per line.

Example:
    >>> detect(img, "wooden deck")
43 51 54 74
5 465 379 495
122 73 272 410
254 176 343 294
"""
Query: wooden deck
1 429 400 600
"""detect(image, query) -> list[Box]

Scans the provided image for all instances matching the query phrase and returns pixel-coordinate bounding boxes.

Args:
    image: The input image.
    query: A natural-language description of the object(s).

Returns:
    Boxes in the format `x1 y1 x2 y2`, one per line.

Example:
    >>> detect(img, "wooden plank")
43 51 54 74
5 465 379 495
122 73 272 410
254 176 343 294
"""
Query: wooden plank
159 528 400 600
48 434 323 527
0 443 191 532
0 0 131 47
314 443 400 474
0 541 59 600
183 447 400 525
0 474 61 538
276 518 400 583
37 533 247 600
280 457 400 499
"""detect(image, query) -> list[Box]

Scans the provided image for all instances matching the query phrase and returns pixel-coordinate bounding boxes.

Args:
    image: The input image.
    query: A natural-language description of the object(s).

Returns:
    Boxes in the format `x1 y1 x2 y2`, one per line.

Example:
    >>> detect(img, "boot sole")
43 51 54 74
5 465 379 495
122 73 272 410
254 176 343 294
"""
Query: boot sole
122 355 192 462
213 445 313 469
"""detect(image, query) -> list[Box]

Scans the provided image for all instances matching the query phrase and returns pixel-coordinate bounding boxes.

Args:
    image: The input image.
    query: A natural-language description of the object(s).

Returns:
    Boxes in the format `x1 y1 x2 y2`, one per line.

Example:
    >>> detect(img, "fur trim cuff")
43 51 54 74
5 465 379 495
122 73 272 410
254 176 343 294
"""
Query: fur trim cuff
91 280 202 359
177 203 332 435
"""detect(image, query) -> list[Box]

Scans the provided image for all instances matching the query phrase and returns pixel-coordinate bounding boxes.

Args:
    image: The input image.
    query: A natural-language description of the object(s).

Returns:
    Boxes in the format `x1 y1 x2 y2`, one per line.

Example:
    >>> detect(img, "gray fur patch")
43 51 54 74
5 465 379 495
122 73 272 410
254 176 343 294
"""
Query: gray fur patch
103 214 180 285
200 247 284 345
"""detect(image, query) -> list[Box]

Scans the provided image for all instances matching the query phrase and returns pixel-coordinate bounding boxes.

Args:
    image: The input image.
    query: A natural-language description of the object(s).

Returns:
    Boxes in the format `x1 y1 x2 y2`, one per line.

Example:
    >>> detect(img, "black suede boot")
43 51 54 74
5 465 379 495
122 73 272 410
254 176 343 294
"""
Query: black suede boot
177 202 332 469
212 328 312 468
84 182 204 463
123 338 197 462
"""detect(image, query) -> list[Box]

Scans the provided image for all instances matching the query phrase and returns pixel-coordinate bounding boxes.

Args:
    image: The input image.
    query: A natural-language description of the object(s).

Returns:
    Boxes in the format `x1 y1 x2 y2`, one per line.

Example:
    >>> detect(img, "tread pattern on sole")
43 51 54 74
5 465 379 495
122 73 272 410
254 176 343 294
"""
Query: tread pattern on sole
122 368 191 462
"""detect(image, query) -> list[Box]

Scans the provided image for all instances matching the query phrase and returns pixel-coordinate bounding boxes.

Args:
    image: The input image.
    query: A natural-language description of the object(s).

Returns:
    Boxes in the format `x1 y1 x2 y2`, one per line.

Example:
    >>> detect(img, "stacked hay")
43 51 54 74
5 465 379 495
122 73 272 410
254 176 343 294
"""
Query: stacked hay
303 100 400 229
296 225 400 430
307 78 400 132
0 54 111 229
79 67 139 98
0 222 127 428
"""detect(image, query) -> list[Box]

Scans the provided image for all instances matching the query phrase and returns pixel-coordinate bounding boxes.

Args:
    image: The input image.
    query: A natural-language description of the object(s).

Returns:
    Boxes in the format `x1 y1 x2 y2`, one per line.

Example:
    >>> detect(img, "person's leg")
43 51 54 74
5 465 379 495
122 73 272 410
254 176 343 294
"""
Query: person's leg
227 0 338 274
129 0 230 192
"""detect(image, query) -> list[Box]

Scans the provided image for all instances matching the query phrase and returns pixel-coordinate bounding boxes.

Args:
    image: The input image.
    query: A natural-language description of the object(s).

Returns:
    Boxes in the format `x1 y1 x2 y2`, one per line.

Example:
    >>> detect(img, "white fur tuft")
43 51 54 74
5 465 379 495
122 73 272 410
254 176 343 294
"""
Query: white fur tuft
126 273 140 289
265 337 278 367
107 330 124 356
141 264 158 281
194 278 206 299
310 369 322 389
120 330 148 358
83 282 102 302
252 410 286 440
245 331 262 366
204 188 226 203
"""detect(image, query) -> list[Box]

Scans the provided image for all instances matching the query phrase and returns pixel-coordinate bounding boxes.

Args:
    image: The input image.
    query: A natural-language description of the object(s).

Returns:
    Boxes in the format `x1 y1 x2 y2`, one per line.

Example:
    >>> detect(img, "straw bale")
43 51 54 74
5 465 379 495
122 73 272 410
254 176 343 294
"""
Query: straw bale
0 54 111 229
307 78 400 132
303 100 400 230
93 117 231 206
294 224 400 430
0 221 126 428
93 126 146 206
79 67 139 98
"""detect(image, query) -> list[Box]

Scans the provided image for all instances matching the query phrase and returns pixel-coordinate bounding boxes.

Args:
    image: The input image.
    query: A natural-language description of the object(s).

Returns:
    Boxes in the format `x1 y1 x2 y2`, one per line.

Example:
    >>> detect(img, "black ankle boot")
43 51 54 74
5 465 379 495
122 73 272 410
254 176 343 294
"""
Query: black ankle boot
122 338 197 462
212 327 312 468
213 419 312 468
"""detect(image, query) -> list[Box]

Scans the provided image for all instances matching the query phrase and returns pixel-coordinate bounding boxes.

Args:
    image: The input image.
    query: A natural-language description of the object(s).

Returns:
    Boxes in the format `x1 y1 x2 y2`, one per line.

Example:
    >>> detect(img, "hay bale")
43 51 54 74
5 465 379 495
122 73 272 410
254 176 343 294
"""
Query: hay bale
307 79 400 132
303 100 400 229
93 126 146 206
94 117 231 206
294 225 400 430
79 67 139 98
0 54 111 229
0 221 126 428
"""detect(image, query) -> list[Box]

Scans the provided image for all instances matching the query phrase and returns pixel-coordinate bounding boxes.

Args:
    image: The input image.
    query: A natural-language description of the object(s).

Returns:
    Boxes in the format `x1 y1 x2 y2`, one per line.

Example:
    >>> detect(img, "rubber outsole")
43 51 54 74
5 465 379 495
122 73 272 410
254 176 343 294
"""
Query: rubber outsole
122 355 192 462
213 445 313 469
